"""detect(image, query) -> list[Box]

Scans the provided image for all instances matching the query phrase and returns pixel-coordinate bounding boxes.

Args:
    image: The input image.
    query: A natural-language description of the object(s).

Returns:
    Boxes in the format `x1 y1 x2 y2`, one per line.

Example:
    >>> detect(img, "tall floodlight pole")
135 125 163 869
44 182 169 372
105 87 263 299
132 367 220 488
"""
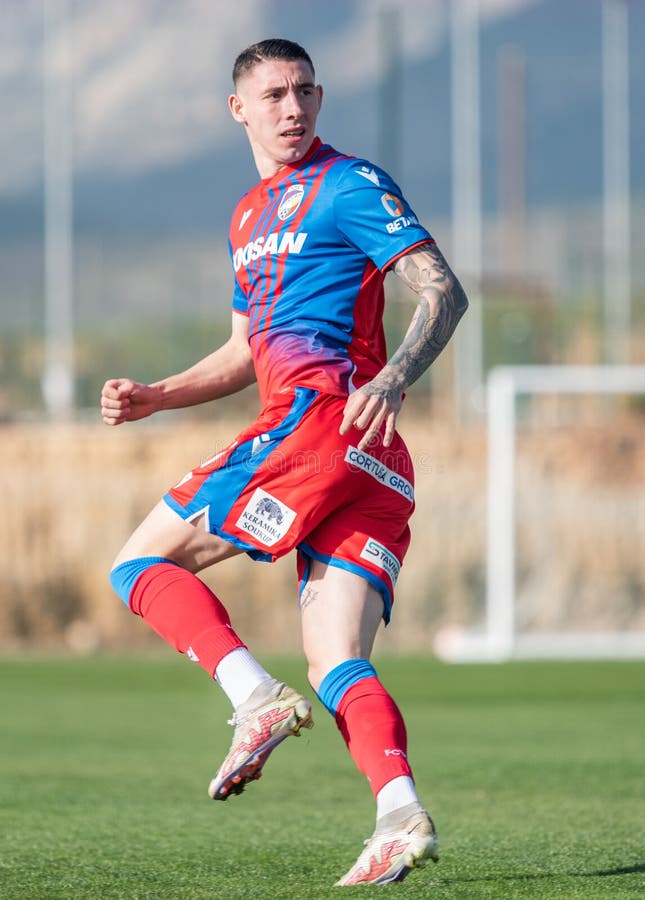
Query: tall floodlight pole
602 0 631 364
378 2 402 180
43 0 75 419
498 47 527 282
451 0 483 420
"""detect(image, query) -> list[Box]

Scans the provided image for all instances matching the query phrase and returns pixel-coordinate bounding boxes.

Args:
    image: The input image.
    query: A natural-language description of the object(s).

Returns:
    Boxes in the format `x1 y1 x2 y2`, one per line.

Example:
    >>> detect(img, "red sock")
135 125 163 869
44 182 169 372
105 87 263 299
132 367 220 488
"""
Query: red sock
334 676 413 797
130 563 245 678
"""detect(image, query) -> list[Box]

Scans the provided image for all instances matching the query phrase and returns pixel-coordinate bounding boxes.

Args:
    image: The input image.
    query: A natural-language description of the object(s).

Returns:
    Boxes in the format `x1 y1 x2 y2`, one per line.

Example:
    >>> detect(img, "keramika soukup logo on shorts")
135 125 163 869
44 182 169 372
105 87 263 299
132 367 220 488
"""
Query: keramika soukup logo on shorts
236 488 297 546
278 183 305 220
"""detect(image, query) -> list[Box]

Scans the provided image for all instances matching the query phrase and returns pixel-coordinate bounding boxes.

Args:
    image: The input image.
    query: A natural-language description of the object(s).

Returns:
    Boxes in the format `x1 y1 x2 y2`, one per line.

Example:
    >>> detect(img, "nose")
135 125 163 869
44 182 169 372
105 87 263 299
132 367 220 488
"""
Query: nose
285 88 305 118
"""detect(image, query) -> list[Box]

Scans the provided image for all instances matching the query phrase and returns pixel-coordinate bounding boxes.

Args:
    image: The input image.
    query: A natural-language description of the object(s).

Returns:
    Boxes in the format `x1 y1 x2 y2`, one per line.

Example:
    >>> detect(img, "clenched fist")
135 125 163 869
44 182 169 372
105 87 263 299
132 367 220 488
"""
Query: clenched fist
100 378 162 426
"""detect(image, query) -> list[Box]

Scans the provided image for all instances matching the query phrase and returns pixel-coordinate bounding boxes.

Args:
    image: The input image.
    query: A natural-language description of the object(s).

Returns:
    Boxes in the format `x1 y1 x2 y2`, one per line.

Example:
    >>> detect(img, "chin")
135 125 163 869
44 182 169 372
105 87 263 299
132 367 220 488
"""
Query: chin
287 141 311 161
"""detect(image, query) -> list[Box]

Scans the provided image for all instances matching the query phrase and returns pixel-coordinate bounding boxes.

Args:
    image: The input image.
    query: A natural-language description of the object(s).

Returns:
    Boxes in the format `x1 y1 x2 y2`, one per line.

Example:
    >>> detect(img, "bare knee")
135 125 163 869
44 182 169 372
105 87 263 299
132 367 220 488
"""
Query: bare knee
301 570 384 693
307 660 328 694
306 652 364 694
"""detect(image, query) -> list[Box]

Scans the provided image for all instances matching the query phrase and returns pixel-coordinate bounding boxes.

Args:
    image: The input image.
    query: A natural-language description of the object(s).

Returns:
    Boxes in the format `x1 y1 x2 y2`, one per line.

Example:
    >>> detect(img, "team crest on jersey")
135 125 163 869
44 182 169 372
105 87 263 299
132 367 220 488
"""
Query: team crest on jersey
381 193 405 217
277 184 305 221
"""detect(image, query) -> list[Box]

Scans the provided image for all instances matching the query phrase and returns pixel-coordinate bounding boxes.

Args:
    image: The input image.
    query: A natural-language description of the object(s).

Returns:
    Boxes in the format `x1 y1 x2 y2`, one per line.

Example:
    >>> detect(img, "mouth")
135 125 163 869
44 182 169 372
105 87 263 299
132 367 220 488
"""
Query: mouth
281 127 306 139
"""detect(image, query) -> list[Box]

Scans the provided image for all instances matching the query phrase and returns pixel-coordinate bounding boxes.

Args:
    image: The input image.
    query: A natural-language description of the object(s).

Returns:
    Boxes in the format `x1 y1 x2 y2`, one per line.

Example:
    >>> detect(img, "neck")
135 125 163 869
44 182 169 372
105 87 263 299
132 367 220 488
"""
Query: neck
250 137 317 181
253 149 287 180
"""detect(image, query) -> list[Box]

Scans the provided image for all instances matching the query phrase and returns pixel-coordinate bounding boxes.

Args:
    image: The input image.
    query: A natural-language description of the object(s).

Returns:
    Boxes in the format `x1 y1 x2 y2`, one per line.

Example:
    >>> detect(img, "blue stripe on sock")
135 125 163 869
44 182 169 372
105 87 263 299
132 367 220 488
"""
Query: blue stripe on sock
110 557 178 607
316 658 377 716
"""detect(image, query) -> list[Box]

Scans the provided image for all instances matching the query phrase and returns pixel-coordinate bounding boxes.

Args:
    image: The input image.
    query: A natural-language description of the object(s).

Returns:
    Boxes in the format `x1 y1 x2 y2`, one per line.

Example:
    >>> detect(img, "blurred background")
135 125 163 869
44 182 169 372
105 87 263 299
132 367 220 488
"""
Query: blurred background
0 0 643 659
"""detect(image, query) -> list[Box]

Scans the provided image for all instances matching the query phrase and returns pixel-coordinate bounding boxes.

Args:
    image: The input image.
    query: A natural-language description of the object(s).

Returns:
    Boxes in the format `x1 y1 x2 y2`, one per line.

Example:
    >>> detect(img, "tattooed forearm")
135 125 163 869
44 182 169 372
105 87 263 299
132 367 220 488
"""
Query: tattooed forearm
387 242 469 389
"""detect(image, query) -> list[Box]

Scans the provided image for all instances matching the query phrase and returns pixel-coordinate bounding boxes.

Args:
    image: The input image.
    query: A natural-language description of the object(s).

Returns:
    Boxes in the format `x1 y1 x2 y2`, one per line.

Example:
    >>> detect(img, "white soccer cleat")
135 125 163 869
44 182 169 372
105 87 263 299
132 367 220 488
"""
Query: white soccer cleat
335 802 439 886
208 679 313 801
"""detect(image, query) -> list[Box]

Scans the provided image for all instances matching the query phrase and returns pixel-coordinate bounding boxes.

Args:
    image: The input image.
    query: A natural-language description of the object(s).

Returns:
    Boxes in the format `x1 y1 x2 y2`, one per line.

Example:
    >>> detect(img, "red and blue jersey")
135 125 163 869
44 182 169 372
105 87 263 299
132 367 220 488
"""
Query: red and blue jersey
229 138 433 403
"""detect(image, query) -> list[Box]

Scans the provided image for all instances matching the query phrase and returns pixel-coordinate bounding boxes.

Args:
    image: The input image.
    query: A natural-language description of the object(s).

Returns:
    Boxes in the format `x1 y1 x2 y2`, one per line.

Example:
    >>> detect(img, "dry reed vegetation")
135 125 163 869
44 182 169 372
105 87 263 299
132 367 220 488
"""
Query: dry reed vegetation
0 411 642 654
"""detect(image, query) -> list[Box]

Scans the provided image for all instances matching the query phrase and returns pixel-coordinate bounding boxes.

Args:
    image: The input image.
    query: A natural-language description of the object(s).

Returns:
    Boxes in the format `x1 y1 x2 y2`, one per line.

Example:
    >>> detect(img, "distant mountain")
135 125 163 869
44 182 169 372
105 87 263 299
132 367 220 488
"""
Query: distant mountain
1 0 643 238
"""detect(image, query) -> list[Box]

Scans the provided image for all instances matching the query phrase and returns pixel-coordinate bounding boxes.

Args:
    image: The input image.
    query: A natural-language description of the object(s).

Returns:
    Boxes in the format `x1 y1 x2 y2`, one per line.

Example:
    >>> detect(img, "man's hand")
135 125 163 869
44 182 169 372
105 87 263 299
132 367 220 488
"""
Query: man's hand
100 378 162 426
340 369 403 450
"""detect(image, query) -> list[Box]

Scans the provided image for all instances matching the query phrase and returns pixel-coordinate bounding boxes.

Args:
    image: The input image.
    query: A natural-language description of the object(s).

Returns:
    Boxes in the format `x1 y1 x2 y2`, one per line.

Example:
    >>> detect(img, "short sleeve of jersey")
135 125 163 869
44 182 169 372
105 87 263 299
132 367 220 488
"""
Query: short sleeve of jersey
333 160 433 271
228 234 249 314
231 277 248 314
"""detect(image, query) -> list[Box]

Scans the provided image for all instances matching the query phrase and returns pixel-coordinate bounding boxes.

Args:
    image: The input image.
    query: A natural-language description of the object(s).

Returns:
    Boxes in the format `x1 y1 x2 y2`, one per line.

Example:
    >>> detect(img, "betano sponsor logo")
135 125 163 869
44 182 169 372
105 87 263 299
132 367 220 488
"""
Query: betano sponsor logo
233 231 308 271
385 213 418 234
380 192 419 234
381 192 404 217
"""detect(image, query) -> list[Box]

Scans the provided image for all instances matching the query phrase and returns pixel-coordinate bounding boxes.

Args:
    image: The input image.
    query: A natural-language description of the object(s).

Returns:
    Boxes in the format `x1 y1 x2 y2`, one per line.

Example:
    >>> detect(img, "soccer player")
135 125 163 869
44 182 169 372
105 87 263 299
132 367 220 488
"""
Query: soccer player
101 39 468 886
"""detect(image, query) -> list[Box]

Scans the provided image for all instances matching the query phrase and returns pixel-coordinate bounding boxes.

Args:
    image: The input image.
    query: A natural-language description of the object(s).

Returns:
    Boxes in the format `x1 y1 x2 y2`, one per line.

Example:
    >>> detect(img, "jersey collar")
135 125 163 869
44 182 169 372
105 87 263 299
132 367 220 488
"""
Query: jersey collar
261 137 323 189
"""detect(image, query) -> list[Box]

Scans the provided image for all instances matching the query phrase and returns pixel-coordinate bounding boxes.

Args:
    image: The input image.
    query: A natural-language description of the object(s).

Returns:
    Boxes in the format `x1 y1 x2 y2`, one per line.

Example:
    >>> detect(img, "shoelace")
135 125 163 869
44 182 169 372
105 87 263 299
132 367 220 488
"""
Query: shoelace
226 702 263 729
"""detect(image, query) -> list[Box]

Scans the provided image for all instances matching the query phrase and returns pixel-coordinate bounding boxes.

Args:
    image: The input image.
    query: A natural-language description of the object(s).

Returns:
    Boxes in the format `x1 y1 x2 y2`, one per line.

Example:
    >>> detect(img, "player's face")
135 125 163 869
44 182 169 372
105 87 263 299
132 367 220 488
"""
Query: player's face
229 59 323 178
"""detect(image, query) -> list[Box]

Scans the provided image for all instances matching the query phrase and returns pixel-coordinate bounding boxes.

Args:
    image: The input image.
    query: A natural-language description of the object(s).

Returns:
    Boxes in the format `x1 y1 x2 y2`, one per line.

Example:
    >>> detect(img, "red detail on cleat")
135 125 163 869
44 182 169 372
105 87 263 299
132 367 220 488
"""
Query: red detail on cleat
216 706 292 782
343 839 411 885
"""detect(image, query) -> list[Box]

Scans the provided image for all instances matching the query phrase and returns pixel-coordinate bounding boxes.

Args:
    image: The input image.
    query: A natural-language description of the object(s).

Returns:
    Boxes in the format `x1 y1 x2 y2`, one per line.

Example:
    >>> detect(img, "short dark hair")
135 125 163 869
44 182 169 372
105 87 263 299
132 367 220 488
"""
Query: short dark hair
232 39 315 86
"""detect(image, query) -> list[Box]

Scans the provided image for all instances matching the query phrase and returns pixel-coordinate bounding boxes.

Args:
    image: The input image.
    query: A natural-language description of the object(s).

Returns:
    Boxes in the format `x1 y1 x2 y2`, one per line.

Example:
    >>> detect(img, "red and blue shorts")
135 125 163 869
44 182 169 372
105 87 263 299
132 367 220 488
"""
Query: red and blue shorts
164 387 415 622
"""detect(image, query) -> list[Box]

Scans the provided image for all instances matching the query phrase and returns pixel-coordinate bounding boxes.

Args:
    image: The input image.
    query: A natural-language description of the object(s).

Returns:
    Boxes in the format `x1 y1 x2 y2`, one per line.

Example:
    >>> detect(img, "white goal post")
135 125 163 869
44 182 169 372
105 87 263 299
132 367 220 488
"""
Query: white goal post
435 365 645 663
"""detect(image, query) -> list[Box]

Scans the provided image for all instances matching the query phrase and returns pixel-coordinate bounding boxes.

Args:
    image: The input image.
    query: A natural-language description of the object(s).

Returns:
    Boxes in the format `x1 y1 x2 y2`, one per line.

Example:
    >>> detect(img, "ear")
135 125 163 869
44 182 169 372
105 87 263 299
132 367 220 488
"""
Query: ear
228 93 247 125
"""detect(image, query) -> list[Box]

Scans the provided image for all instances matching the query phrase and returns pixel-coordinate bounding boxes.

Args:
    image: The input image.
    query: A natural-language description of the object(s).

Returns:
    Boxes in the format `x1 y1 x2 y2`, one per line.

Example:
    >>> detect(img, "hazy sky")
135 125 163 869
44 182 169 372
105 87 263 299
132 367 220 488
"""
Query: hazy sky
1 0 536 193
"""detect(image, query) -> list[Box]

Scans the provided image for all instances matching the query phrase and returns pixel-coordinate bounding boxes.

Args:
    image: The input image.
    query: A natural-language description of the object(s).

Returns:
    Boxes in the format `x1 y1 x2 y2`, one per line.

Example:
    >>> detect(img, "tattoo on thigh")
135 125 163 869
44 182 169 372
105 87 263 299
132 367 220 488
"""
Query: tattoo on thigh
299 584 318 611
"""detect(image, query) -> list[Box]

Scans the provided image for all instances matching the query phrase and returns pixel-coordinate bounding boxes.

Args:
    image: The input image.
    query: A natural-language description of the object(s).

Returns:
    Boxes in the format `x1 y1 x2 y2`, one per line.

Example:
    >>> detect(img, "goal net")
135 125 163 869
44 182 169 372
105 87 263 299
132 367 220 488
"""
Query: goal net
435 365 645 662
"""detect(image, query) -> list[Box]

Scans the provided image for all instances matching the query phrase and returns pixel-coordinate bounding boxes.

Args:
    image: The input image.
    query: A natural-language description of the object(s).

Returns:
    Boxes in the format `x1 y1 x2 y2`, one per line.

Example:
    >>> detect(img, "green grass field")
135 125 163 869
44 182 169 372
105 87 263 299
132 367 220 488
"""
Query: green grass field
1 655 644 899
